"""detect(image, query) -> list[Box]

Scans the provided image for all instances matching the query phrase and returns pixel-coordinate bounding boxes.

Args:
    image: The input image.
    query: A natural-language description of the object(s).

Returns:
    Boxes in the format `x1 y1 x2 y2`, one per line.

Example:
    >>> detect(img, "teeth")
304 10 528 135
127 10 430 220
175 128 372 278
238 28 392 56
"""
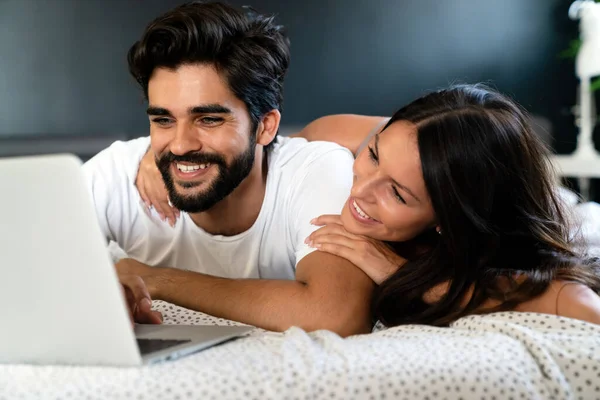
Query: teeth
176 163 210 172
353 200 374 220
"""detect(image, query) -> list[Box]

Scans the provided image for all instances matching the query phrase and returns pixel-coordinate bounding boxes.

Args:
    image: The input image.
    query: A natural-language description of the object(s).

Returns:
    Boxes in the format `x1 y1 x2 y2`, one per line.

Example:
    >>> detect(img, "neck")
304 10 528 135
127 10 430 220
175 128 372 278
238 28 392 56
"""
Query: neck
189 148 268 236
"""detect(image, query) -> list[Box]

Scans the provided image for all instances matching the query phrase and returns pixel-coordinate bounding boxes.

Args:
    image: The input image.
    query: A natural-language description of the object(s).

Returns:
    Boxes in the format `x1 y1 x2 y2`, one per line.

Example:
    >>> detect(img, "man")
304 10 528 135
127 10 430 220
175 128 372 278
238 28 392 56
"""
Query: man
83 1 374 336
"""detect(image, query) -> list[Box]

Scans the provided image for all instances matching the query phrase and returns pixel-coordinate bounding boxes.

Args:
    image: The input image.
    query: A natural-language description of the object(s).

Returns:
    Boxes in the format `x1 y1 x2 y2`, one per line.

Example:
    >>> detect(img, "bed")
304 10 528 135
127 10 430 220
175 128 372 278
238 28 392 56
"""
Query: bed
1 299 600 400
2 192 600 400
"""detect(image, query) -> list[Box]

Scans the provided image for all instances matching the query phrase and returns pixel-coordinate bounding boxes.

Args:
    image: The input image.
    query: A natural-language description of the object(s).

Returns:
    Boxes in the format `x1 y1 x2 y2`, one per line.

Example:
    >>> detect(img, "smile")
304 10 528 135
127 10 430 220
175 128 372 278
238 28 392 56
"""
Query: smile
171 162 213 180
349 198 380 224
176 163 210 172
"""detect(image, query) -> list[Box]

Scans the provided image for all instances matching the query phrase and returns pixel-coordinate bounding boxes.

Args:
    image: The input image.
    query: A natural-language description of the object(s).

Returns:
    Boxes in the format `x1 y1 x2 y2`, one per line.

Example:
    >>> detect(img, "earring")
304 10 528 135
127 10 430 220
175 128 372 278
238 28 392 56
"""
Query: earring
436 226 442 235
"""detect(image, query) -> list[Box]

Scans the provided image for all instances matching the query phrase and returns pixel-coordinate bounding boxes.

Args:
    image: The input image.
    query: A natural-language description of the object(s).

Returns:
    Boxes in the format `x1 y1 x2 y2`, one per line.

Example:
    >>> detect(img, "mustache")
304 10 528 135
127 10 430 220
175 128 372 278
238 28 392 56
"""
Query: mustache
156 151 226 167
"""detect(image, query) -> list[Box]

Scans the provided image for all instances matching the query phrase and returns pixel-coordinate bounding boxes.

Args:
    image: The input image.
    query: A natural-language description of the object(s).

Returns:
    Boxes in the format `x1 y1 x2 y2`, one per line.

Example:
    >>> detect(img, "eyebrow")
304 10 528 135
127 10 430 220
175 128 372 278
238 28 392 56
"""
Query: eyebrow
374 134 421 203
146 104 232 116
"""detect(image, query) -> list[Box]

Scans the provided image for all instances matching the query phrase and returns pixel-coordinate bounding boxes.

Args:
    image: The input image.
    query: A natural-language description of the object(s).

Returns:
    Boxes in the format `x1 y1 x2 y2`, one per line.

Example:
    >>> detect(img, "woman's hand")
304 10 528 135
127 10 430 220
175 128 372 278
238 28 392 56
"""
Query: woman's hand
306 215 406 284
136 148 180 226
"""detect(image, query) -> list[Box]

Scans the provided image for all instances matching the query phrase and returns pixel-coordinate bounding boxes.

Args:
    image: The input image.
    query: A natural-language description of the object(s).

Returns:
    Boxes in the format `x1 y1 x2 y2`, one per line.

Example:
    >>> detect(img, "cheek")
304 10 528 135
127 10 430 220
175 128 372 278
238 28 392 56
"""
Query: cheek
150 131 169 157
379 208 434 241
211 127 251 156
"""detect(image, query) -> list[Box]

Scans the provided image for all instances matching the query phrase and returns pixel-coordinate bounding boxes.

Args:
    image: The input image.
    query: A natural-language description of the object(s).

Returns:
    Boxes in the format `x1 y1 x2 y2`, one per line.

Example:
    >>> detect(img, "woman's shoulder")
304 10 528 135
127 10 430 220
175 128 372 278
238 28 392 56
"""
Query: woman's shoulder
554 281 600 324
516 280 600 324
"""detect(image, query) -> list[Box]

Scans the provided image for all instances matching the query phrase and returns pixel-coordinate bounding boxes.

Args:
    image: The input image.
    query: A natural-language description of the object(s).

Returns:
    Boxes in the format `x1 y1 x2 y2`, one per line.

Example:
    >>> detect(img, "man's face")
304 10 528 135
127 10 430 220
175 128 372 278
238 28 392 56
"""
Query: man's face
147 64 256 213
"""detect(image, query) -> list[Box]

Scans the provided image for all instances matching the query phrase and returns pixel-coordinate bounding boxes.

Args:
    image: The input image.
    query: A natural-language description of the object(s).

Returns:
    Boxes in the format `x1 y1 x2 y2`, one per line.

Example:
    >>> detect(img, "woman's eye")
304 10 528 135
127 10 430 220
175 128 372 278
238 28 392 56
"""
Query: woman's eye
367 146 378 163
392 186 406 204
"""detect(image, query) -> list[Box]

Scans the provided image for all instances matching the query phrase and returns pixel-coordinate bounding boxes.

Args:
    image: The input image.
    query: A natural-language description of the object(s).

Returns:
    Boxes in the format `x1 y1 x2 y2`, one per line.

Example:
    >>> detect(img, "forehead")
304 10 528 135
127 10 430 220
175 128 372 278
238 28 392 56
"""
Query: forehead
378 120 420 168
147 64 242 111
378 121 428 198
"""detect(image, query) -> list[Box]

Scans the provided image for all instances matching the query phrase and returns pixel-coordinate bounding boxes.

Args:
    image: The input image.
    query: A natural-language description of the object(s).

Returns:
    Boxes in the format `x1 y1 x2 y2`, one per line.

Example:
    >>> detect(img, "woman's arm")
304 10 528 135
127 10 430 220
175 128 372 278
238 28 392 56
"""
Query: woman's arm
290 114 389 155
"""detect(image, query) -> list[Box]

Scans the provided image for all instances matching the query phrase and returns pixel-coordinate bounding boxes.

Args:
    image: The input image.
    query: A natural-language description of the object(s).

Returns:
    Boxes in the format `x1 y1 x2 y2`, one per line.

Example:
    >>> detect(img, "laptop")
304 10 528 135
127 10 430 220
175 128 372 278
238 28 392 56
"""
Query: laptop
0 153 252 366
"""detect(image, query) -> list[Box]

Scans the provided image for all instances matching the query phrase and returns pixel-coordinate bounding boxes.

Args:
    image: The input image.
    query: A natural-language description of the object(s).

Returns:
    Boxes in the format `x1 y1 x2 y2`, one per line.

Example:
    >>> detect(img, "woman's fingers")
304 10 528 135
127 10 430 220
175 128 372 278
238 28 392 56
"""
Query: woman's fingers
135 149 180 226
150 187 177 226
313 241 357 264
308 233 365 265
137 175 151 212
310 214 343 226
306 221 359 244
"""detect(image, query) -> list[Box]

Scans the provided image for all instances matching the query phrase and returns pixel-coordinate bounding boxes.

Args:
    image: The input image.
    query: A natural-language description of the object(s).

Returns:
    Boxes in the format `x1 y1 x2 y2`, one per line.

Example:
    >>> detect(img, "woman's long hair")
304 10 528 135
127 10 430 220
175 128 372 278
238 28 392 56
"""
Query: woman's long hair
374 84 600 327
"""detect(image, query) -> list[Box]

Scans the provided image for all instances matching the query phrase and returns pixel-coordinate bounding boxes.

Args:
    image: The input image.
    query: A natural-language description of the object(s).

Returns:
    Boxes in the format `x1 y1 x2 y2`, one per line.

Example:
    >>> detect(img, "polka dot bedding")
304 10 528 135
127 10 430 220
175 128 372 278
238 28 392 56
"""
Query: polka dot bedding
1 301 599 400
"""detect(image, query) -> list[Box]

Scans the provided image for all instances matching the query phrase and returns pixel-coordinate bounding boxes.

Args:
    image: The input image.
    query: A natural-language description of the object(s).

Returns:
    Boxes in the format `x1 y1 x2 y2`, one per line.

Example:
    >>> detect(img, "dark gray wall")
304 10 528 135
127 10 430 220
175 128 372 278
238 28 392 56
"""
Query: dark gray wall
0 0 581 150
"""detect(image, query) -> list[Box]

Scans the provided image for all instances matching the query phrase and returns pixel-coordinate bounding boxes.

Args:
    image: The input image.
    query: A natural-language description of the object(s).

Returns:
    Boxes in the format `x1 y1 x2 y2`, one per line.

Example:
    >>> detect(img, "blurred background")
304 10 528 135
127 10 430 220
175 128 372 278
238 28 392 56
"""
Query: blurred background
0 0 598 199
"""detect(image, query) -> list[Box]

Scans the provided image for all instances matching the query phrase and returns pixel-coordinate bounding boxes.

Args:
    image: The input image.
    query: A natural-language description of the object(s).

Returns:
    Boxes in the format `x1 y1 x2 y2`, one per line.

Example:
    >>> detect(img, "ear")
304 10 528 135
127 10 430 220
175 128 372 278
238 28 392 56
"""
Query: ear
256 109 281 147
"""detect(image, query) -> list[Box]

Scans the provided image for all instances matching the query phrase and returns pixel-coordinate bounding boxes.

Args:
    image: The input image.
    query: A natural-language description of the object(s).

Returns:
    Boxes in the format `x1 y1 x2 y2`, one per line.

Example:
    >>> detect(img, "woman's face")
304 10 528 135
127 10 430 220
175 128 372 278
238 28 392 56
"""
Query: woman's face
340 121 436 242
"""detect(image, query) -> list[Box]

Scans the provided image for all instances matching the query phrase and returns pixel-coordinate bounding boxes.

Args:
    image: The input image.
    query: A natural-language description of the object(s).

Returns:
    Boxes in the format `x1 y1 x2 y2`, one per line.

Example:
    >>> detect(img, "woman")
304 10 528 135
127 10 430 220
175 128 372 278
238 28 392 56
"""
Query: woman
135 84 600 326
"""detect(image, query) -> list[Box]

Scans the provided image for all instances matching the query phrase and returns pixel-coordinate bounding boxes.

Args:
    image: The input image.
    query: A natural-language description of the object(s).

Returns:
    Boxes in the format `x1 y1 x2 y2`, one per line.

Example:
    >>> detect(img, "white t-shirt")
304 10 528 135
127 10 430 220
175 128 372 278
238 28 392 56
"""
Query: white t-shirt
82 136 354 280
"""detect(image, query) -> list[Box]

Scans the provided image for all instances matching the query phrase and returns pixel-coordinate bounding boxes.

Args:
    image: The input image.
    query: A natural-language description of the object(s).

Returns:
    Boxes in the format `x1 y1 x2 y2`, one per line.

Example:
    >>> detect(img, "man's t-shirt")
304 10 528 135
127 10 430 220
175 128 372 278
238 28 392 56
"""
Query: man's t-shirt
82 136 354 280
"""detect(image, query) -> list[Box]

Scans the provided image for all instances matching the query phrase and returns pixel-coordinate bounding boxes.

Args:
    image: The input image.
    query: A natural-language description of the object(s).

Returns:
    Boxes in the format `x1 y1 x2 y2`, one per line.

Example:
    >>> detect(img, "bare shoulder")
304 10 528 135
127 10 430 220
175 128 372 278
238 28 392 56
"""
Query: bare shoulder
556 282 600 324
292 114 389 155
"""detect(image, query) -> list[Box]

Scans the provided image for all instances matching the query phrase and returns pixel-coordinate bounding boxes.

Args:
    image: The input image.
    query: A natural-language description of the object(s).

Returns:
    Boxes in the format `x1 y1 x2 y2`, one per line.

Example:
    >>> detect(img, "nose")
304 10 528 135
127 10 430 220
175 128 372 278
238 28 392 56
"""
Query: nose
169 123 202 156
351 171 378 204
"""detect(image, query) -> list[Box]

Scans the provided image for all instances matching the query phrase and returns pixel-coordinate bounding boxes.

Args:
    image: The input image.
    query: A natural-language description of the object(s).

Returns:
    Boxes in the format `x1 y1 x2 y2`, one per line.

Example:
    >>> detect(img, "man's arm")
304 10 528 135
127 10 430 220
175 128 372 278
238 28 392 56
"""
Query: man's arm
120 145 376 336
130 251 374 336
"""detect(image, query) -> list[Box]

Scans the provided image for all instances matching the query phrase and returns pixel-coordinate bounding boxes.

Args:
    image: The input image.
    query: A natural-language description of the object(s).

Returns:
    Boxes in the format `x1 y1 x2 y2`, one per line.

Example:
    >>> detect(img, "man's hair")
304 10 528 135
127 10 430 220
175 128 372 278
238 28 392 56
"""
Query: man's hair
127 1 290 147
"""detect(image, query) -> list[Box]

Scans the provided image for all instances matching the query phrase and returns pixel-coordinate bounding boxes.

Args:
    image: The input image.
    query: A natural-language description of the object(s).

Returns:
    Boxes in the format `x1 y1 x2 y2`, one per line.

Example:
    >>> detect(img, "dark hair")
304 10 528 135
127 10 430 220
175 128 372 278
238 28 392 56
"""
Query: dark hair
127 1 290 149
374 84 600 327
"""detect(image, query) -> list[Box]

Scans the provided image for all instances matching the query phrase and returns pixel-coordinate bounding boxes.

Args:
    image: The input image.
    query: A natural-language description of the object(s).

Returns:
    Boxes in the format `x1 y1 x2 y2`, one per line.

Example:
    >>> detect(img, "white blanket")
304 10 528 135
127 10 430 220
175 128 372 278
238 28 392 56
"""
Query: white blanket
3 197 599 399
2 301 599 400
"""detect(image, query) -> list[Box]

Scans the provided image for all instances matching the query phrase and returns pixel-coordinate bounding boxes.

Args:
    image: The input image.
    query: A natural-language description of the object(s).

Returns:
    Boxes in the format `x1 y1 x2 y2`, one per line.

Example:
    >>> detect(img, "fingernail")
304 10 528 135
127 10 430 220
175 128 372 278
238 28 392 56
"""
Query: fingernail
310 218 316 225
304 237 309 244
307 240 314 247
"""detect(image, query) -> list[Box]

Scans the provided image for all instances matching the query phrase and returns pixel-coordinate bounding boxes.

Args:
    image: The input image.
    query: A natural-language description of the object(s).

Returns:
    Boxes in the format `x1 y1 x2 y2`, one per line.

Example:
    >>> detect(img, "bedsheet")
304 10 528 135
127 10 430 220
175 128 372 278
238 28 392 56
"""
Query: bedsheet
1 301 599 400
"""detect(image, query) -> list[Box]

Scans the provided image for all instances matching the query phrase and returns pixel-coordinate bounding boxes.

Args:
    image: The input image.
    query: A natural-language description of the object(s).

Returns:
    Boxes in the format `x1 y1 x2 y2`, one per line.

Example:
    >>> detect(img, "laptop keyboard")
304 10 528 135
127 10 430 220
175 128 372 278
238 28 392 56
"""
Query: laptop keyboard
136 338 191 355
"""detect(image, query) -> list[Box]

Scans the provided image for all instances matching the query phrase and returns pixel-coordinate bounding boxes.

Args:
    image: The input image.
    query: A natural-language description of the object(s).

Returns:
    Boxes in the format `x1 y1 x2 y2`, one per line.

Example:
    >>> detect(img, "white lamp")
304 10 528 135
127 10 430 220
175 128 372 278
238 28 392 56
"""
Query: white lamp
551 1 600 200
570 0 600 156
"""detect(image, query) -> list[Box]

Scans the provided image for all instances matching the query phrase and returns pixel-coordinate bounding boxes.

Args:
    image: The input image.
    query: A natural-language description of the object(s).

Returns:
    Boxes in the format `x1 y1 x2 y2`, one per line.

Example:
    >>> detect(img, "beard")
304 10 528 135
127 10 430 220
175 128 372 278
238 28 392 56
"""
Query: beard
156 135 256 213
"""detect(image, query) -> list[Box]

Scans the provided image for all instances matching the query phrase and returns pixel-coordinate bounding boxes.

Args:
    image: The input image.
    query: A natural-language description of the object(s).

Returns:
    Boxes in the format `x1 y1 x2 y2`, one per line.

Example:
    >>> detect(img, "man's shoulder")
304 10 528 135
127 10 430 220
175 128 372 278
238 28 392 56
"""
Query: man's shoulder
269 136 354 172
82 136 150 182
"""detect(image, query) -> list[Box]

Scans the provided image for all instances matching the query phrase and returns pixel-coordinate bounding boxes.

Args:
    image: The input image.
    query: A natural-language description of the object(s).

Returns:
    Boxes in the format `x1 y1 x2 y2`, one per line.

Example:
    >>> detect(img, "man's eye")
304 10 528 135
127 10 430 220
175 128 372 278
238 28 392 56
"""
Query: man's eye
152 118 172 126
200 117 223 125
